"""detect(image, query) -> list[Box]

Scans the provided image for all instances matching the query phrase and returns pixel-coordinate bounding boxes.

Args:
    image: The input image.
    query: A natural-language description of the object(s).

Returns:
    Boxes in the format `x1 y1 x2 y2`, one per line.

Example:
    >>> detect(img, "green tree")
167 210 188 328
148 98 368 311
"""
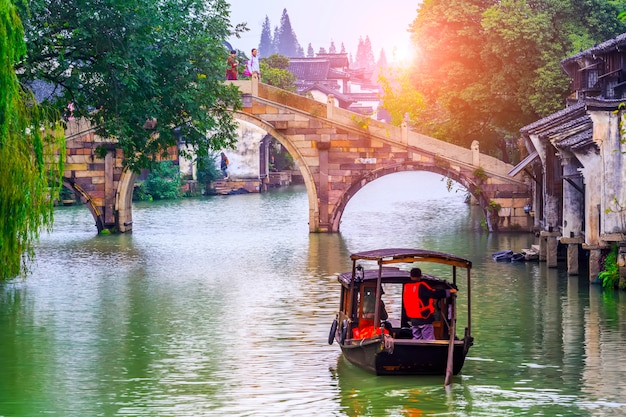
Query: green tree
17 0 246 173
274 8 303 57
379 68 426 126
307 43 315 58
406 0 626 159
260 54 296 91
1 0 65 280
133 161 181 201
258 15 273 58
196 152 222 187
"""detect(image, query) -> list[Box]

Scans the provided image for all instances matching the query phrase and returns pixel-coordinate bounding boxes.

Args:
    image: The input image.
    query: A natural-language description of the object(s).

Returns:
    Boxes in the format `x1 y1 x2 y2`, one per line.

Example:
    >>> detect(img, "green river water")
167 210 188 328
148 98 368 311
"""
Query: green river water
1 171 625 416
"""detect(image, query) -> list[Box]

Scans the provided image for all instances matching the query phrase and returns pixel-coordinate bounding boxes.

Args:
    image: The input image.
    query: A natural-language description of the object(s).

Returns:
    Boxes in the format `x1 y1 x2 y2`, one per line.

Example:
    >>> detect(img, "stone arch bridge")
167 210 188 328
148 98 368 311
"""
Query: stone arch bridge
62 79 530 233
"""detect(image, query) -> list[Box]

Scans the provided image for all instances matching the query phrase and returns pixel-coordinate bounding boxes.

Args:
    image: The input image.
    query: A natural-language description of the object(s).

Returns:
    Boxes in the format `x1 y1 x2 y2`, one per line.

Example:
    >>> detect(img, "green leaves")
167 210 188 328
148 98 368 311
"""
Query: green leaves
18 0 244 172
1 0 65 280
259 54 296 91
405 0 626 159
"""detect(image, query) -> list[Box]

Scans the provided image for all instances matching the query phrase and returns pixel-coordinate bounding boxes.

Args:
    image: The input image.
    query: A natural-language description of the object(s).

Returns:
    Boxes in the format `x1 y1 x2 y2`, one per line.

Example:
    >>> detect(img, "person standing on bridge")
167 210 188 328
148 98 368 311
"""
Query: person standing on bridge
249 48 260 78
226 50 238 80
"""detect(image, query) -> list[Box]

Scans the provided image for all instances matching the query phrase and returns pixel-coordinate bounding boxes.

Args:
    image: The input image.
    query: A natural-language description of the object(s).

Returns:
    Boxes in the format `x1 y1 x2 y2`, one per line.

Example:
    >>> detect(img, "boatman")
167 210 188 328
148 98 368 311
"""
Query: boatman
403 268 456 340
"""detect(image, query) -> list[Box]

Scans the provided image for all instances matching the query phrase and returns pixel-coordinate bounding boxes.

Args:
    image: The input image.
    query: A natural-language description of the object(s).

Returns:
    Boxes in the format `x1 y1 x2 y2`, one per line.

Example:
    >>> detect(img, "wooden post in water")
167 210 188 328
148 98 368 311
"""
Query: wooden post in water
444 294 456 387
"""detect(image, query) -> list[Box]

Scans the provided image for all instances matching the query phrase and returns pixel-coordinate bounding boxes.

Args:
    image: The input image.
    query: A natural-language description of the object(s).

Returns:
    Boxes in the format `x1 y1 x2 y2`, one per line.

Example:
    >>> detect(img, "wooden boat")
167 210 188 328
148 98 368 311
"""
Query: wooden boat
522 247 539 261
510 252 526 262
492 249 513 261
328 248 473 384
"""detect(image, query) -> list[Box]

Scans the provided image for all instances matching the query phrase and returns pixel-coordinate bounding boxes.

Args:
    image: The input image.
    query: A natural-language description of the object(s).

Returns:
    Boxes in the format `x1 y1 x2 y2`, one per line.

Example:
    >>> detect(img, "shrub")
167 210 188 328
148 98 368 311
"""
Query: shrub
133 161 181 201
196 152 222 185
598 245 621 289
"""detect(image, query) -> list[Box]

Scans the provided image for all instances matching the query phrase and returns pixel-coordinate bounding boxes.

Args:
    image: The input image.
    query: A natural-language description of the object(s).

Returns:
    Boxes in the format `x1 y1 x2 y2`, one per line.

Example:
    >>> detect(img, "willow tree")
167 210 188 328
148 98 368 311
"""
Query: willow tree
0 0 65 280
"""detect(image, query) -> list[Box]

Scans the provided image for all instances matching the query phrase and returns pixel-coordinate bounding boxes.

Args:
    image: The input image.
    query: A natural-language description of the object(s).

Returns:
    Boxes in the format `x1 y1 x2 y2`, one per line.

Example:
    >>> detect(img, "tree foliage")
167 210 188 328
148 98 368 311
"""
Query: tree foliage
379 69 426 126
394 0 626 159
1 0 65 280
354 36 375 70
258 15 274 58
133 161 181 201
260 54 296 91
274 8 303 57
16 0 246 173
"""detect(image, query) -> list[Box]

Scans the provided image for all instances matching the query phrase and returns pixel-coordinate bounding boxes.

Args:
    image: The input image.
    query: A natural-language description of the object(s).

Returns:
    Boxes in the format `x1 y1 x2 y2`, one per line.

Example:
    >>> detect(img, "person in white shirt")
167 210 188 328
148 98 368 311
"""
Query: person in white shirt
248 48 260 78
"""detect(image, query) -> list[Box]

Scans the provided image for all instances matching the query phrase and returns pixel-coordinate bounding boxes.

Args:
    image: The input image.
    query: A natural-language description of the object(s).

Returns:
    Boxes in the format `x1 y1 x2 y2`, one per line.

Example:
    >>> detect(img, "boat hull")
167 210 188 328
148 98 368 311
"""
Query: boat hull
339 338 469 376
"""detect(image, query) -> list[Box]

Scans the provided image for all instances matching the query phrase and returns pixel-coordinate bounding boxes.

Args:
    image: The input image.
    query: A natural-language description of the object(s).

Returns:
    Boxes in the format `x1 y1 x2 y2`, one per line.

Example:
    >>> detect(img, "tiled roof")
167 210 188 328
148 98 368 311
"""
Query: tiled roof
558 130 594 150
315 53 349 68
521 101 597 152
562 33 626 68
289 59 330 81
27 80 63 103
327 68 350 79
521 101 586 134
301 83 355 106
540 115 592 139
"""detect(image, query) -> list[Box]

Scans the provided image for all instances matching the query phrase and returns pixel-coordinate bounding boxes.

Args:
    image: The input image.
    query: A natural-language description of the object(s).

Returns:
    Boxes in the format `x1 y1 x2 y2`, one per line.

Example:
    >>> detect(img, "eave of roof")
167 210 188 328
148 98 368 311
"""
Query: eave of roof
521 101 586 135
562 33 626 68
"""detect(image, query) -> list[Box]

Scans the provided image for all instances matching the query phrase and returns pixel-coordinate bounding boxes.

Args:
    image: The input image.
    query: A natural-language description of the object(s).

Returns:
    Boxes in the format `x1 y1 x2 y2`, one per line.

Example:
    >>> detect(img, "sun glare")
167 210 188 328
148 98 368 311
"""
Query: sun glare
391 42 413 65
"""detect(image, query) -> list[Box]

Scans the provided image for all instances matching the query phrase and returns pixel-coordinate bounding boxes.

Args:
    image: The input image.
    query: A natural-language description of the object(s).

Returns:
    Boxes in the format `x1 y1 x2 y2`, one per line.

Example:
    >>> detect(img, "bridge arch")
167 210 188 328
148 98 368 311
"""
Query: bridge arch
62 179 105 232
234 111 321 231
330 162 491 232
63 167 137 233
61 81 530 234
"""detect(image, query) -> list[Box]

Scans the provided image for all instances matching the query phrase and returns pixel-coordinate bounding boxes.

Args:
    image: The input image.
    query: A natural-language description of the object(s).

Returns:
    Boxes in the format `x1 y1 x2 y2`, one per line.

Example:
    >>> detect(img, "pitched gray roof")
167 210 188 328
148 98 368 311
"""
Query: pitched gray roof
289 59 330 81
562 33 626 68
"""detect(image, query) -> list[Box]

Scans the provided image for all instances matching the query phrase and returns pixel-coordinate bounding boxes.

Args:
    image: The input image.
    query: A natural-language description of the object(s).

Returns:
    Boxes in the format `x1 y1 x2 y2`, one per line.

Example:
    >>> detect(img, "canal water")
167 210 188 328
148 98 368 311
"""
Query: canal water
1 171 626 416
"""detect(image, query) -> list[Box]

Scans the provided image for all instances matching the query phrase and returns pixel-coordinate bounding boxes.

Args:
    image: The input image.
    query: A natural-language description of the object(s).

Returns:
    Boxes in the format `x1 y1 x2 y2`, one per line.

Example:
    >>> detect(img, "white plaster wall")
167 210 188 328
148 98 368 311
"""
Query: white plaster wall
179 144 196 179
224 120 266 179
561 155 584 238
590 111 626 236
576 151 602 246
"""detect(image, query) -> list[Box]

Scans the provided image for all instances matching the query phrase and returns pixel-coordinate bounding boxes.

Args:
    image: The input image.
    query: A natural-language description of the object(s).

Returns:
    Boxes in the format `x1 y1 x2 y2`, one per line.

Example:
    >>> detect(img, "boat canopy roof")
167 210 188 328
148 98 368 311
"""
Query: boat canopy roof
337 267 451 287
350 248 472 269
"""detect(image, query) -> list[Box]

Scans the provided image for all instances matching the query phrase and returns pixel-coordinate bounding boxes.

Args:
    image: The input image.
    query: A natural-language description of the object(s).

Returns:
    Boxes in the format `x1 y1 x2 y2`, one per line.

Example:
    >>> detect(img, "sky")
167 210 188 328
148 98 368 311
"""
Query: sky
226 1 421 64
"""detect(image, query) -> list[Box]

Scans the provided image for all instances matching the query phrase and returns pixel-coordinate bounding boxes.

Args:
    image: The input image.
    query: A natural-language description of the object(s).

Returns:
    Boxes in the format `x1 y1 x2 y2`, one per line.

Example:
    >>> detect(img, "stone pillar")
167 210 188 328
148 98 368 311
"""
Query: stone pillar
104 151 114 226
316 139 331 232
401 113 408 145
561 155 584 239
560 237 583 275
471 140 480 166
539 233 547 261
401 121 408 145
540 230 560 267
326 94 334 119
588 248 602 282
251 72 259 97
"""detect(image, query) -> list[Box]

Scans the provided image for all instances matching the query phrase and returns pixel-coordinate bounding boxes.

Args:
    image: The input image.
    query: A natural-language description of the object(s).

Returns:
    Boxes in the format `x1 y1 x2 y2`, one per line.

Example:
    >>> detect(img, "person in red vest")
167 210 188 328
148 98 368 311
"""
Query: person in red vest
403 268 456 340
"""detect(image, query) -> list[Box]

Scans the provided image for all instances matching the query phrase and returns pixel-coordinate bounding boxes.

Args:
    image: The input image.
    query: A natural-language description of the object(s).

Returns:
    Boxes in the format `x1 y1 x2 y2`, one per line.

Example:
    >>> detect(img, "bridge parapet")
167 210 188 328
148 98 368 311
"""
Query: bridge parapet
231 79 531 232
58 80 531 234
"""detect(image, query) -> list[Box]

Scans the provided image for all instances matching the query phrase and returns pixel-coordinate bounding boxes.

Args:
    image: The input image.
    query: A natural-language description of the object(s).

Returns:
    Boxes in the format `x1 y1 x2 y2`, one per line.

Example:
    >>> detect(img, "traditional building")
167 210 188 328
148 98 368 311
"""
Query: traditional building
288 53 383 117
514 34 626 282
